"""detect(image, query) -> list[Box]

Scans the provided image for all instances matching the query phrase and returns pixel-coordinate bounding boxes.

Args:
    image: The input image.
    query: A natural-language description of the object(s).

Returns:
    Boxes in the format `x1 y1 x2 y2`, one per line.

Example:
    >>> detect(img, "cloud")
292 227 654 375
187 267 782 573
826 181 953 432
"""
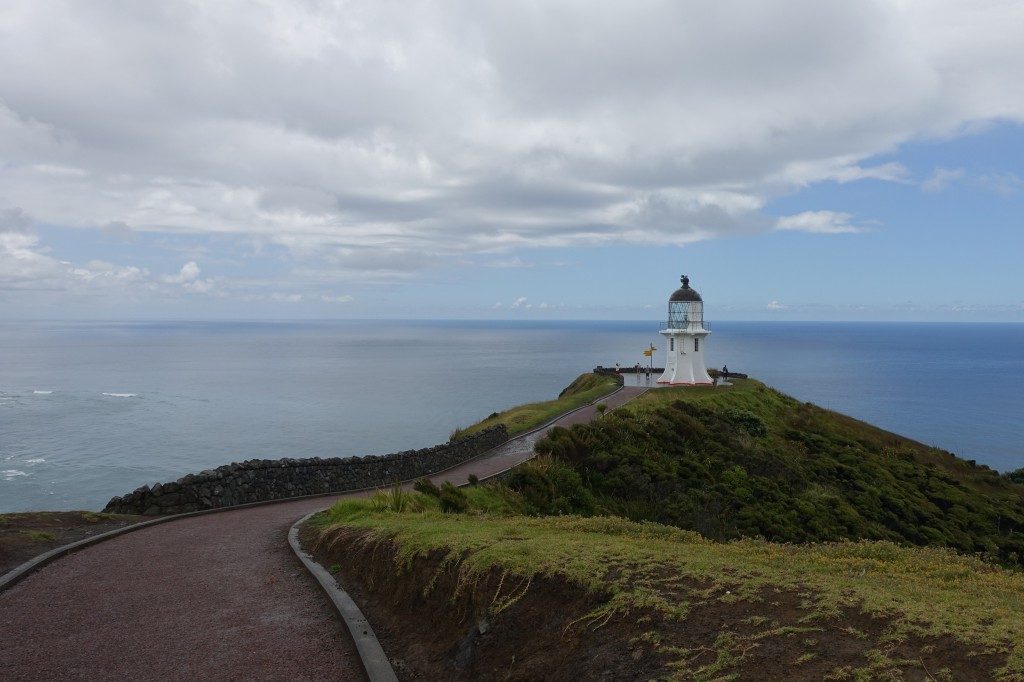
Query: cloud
511 296 527 308
1 207 152 293
321 294 354 303
979 172 1024 196
158 260 219 294
0 228 65 289
775 211 865 234
70 261 147 285
161 261 201 285
480 256 531 268
922 167 966 192
767 300 787 311
2 1 1024 300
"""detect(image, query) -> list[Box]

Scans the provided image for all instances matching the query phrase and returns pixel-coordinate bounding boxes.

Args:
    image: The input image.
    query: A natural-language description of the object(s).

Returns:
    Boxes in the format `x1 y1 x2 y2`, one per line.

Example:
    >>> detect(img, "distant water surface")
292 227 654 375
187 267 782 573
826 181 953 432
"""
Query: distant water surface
1 320 1021 512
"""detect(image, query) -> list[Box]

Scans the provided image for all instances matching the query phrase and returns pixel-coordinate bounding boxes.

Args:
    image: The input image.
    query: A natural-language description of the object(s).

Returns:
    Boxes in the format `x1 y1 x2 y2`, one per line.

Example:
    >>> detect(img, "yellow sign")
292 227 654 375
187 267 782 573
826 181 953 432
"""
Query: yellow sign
643 349 653 357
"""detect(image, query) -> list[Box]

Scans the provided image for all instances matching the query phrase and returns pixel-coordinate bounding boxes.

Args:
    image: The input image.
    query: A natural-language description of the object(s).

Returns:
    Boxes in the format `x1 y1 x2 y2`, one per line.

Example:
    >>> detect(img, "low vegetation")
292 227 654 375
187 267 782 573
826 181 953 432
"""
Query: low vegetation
309 373 1024 679
313 500 1024 679
450 372 619 439
24 530 57 542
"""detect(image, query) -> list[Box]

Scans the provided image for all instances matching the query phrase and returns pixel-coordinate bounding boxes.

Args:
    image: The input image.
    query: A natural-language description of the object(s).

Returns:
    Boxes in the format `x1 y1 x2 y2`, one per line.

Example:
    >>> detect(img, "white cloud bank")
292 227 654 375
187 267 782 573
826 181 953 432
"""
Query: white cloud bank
775 211 865 235
2 1 1024 297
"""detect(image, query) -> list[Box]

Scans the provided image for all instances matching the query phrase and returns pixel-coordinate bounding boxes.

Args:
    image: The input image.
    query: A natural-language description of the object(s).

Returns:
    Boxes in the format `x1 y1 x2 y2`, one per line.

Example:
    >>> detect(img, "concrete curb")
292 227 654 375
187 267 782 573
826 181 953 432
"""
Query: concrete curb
289 512 399 682
0 382 625 594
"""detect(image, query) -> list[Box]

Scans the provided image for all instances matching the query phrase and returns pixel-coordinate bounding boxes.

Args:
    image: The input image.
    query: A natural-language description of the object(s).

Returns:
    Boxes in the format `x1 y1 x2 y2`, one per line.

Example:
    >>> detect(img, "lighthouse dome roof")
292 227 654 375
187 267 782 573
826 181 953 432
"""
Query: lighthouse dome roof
669 275 702 302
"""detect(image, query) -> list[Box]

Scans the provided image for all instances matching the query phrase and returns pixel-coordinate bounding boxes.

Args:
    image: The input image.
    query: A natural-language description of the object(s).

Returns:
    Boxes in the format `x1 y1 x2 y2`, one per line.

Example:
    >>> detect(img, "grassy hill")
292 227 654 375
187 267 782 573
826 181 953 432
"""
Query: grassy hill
536 378 1024 565
307 375 1024 680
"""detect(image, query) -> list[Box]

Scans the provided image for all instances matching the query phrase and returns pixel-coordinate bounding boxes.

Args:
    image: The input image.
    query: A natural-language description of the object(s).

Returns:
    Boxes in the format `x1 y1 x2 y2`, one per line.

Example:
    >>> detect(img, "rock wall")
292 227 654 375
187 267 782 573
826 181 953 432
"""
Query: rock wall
593 366 626 384
102 425 509 515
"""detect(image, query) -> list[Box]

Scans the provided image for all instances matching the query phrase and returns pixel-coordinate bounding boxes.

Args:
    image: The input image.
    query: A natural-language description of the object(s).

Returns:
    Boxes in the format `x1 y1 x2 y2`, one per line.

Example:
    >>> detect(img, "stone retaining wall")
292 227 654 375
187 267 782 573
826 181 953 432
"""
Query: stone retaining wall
102 425 509 515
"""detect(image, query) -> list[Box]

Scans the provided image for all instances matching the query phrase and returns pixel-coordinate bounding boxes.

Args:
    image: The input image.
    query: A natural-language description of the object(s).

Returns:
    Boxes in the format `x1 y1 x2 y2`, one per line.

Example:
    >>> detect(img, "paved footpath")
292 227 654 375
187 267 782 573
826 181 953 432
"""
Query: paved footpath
0 387 645 681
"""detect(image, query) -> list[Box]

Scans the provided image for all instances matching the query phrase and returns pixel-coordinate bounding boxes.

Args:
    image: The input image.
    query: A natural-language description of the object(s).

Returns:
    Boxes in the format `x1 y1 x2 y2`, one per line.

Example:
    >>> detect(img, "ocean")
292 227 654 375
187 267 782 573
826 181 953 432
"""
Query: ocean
1 320 1022 512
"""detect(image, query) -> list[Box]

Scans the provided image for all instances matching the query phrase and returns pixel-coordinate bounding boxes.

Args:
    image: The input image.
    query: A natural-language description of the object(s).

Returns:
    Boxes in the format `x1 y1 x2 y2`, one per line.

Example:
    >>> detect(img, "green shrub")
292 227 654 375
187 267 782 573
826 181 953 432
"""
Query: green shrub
414 478 441 498
723 407 767 437
468 474 479 486
531 396 1024 564
506 457 595 516
1005 468 1024 485
438 482 469 513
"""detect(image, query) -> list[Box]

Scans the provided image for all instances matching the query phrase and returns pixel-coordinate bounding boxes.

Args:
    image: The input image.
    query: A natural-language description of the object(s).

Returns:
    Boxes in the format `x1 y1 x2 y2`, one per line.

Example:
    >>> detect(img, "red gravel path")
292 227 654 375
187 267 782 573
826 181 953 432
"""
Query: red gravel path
0 387 645 681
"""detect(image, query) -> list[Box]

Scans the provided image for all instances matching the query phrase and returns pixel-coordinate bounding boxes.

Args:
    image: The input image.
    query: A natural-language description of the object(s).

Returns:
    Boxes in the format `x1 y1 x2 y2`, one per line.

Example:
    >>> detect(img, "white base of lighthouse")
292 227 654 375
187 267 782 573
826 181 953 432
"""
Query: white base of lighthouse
657 329 712 385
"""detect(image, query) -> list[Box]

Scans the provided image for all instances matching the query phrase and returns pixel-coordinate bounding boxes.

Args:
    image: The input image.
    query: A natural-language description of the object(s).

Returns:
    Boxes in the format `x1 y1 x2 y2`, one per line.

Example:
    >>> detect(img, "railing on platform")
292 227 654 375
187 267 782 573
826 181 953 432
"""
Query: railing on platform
659 321 710 332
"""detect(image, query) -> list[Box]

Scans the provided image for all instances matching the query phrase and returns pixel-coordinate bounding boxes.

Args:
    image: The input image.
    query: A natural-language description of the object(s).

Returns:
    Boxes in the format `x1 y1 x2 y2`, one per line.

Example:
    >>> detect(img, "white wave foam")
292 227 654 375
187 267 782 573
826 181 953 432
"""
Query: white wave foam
102 392 138 398
33 390 53 395
24 458 46 464
2 469 27 480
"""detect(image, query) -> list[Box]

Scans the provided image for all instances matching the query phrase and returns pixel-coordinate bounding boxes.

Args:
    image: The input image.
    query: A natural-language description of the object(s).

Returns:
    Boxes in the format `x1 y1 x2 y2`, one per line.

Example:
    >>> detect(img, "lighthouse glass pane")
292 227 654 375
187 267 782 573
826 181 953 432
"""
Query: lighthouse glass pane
667 301 703 328
695 338 699 352
670 338 674 351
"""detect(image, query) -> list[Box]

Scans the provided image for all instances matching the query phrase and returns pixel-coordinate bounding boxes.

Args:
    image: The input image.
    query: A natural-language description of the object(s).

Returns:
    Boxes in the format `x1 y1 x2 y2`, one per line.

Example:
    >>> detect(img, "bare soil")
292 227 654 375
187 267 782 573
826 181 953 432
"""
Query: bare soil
0 510 146 574
308 527 1008 681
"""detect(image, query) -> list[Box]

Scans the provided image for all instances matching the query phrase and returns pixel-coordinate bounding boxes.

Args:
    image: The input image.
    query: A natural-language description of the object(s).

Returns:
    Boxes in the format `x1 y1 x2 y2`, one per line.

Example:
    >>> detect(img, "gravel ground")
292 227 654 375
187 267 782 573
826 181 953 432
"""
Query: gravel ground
0 387 645 681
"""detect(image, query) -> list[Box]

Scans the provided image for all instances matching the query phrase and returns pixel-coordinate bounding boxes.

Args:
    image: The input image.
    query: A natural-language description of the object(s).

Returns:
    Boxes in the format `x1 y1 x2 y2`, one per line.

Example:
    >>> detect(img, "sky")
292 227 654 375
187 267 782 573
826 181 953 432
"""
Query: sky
1 1 1023 321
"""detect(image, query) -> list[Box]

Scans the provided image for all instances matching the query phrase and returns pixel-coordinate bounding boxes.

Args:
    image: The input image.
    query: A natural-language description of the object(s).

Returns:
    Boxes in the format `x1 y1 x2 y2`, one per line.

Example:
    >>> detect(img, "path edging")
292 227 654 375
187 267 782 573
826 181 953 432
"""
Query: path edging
288 512 398 682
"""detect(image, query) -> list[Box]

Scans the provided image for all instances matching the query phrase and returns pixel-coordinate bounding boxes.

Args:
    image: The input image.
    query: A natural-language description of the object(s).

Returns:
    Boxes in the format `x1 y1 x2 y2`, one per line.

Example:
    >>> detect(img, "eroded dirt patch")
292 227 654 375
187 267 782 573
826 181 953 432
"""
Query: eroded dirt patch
0 511 146 574
306 525 1008 681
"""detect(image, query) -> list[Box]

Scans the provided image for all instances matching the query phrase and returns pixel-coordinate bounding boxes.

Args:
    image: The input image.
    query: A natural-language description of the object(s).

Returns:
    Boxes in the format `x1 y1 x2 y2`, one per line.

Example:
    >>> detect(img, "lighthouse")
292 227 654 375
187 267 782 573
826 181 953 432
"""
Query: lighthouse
657 275 713 385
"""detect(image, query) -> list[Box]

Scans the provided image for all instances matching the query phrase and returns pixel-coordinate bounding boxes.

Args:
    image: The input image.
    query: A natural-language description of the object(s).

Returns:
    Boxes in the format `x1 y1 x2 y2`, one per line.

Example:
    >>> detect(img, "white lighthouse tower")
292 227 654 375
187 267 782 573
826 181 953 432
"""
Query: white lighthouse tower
657 275 713 385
